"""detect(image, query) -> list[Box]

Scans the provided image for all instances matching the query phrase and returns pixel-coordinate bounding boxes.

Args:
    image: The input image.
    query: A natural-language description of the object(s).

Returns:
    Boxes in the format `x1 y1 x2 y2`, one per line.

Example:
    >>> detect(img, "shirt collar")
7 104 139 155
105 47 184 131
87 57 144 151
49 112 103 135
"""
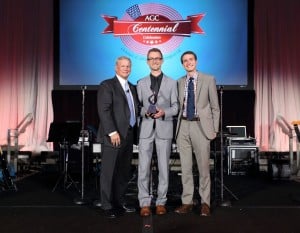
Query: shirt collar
186 71 198 81
116 74 127 90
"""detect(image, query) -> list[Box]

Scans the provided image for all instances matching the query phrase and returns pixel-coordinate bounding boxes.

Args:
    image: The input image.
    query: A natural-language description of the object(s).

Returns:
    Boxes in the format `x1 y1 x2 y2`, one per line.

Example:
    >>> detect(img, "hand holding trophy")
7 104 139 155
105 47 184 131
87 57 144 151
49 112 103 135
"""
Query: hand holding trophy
147 91 158 117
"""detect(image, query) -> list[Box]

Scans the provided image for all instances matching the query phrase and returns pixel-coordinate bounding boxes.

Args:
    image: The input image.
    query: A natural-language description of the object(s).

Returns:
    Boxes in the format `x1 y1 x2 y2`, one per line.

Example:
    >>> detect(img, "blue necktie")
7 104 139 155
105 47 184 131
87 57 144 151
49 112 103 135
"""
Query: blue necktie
186 77 195 120
125 82 136 127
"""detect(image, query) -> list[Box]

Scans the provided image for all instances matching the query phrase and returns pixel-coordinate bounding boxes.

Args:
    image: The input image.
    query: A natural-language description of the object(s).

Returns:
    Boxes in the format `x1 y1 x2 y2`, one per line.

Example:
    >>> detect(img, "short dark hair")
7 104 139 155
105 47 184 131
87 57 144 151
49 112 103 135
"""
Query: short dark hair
147 48 163 59
180 51 197 64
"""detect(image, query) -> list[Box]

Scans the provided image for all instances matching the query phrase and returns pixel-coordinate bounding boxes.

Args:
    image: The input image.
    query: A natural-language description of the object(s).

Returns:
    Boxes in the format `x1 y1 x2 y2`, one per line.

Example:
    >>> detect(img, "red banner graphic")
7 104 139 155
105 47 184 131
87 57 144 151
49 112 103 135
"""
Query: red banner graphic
102 14 205 37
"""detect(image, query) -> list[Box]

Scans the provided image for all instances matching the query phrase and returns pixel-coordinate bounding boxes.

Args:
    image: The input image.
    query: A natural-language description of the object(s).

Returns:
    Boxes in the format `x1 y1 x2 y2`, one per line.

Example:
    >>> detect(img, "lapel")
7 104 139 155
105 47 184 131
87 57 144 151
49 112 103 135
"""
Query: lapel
146 76 152 92
179 78 186 106
143 76 153 99
158 75 167 96
195 72 203 103
128 82 139 113
114 76 127 101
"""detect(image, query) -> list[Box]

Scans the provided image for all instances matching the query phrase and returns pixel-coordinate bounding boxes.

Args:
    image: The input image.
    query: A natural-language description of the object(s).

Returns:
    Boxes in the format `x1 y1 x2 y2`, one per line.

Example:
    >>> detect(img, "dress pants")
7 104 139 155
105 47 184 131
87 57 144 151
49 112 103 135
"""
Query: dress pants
138 130 172 207
100 130 133 210
176 120 211 206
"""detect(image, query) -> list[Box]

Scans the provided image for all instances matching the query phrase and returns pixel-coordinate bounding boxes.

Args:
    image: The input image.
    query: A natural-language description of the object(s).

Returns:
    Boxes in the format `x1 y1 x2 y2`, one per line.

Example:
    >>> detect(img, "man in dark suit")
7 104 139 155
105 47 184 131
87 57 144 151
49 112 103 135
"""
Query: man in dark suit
97 56 138 218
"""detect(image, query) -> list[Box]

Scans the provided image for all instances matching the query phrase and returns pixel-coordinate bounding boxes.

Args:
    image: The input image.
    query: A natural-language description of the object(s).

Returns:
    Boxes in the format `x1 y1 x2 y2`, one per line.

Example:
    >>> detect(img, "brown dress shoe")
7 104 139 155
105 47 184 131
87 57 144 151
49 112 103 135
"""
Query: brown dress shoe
200 203 210 216
140 206 151 217
174 204 193 214
156 205 167 215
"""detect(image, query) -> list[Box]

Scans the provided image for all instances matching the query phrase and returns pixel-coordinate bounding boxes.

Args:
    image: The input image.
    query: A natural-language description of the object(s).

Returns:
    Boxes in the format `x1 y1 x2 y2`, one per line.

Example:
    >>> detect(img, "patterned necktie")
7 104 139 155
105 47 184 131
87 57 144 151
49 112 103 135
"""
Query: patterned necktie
125 82 136 127
186 77 195 120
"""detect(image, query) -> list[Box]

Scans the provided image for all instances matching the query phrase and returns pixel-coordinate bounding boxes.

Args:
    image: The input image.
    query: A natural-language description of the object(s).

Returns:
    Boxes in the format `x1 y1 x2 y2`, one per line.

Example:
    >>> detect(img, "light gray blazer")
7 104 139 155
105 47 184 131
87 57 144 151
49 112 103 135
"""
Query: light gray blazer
176 72 220 140
137 75 179 139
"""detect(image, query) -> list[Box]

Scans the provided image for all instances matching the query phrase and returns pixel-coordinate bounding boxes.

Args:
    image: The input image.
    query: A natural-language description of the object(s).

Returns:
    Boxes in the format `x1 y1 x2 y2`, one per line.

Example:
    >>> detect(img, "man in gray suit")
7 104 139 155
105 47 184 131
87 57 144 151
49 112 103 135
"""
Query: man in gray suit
137 48 178 217
174 51 220 216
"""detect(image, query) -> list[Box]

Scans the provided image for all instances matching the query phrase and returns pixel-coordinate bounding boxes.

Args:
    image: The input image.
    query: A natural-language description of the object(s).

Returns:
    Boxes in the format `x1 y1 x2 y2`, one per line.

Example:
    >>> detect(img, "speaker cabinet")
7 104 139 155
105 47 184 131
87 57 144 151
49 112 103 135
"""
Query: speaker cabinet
227 146 259 175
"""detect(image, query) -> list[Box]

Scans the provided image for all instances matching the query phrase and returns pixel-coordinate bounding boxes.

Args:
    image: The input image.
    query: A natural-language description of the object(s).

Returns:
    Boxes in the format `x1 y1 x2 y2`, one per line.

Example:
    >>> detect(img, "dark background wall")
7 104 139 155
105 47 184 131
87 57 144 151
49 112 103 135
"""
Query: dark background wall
52 89 255 140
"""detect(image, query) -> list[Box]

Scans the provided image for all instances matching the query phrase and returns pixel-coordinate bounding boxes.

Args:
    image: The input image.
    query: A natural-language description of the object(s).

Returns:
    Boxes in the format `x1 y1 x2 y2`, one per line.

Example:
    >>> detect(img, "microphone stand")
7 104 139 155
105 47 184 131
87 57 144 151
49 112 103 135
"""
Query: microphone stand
219 86 238 207
74 86 89 205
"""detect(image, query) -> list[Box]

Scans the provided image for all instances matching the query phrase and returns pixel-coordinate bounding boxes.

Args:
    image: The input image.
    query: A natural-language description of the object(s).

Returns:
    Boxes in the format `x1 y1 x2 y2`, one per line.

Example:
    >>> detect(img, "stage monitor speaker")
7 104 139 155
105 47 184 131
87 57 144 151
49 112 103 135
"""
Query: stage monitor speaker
227 146 259 175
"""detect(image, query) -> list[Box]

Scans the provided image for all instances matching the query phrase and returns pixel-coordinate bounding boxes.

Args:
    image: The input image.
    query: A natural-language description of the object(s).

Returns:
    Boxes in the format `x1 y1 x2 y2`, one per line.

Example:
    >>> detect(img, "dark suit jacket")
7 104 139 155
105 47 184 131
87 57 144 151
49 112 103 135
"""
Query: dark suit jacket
97 76 139 146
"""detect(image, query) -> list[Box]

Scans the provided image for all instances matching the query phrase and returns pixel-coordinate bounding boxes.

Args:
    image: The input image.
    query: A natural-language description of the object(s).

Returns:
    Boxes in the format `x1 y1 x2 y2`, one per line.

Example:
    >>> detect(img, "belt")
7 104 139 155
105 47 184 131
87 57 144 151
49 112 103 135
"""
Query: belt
181 116 200 121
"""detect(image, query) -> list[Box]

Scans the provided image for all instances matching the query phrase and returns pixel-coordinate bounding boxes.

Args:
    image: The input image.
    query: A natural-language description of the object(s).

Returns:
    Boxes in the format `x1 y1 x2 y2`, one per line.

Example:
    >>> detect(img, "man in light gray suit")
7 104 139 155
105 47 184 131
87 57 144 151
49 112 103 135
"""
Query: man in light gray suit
174 51 220 217
137 48 178 217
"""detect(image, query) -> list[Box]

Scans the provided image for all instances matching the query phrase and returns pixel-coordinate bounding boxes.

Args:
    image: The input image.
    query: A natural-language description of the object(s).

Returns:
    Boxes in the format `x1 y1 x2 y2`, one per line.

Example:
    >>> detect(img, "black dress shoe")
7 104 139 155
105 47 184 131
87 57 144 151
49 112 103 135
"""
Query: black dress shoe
118 204 136 213
103 209 117 219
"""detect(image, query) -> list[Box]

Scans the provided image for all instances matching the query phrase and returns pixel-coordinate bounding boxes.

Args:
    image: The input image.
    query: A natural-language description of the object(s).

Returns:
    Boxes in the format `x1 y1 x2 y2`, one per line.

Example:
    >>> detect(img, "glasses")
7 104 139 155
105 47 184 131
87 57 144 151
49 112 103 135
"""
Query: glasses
147 57 162 61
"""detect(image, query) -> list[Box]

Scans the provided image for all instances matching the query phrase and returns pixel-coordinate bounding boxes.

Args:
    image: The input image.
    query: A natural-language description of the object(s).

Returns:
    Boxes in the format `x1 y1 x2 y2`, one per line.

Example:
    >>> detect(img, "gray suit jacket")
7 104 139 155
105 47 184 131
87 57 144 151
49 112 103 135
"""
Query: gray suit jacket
176 72 220 140
137 75 178 139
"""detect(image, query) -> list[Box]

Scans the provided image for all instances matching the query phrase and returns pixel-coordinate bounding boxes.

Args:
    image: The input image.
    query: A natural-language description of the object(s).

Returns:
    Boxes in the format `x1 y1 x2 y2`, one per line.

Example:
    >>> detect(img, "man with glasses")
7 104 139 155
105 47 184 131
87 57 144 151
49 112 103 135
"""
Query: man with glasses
137 48 178 217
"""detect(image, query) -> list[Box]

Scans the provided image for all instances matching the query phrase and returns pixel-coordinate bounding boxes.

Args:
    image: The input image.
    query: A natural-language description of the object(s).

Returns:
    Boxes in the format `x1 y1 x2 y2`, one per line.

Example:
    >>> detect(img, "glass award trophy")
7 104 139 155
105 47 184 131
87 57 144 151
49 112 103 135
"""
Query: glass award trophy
147 91 158 115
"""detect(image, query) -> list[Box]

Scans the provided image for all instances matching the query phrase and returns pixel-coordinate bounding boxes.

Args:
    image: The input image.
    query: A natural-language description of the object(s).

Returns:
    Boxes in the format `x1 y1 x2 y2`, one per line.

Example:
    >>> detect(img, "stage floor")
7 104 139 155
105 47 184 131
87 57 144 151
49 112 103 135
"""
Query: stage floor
1 168 300 233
